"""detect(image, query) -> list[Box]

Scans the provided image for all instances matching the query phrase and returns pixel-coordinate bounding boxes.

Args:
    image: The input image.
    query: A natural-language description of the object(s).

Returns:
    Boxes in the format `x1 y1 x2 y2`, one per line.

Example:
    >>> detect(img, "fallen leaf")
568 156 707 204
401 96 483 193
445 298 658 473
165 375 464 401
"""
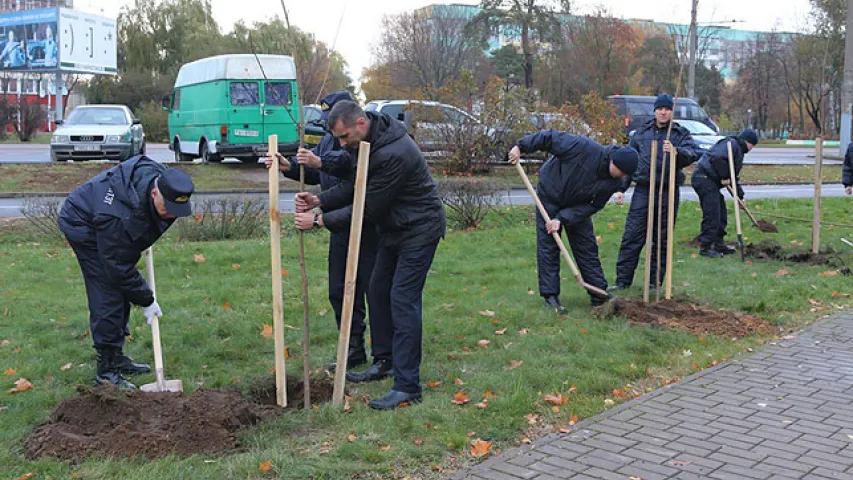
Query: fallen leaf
477 339 490 348
232 263 241 270
819 270 839 277
379 445 391 452
568 383 577 393
570 414 579 425
261 324 273 338
2 308 7 316
544 393 568 405
258 460 271 472
521 437 532 444
344 396 352 413
452 391 470 405
431 465 441 472
1 339 8 346
60 363 73 371
346 434 358 442
223 302 232 310
14 474 34 480
484 390 497 398
193 254 205 263
475 399 489 408
612 389 628 398
691 253 698 259
8 378 33 393
319 449 329 455
669 460 692 466
414 438 424 446
470 439 493 458
527 289 535 296
454 378 464 385
607 222 615 229
281 268 289 276
427 381 442 388
582 328 589 334
491 318 499 325
518 328 530 335
604 399 615 406
559 426 571 434
629 477 642 480
751 273 758 278
552 406 560 413
775 269 789 277
4 368 15 376
495 328 507 335
698 337 705 343
595 235 602 245
525 413 539 425
507 360 523 369
479 310 495 317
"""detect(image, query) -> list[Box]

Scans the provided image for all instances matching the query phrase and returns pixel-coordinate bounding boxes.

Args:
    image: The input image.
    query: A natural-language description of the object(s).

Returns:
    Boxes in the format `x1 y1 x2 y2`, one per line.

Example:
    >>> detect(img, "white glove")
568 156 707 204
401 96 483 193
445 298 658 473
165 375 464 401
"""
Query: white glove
143 301 163 325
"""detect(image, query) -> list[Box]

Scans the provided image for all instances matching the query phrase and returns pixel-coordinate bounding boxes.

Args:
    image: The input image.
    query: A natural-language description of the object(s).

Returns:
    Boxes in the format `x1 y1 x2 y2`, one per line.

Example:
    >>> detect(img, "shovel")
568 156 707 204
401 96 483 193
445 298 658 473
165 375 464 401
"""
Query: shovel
726 185 778 233
140 247 183 393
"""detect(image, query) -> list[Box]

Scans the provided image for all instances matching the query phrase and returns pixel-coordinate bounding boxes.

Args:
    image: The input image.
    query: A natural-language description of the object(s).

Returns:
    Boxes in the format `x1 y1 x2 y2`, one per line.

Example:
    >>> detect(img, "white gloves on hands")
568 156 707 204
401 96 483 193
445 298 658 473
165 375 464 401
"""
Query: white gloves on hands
144 301 163 325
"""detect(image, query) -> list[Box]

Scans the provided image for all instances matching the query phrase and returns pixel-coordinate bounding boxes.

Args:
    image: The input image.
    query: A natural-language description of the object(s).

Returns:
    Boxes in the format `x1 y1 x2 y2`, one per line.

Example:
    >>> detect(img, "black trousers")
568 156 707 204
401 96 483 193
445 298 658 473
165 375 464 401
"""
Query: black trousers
367 240 439 395
615 185 681 287
691 170 729 246
536 210 607 301
66 239 131 350
327 227 380 339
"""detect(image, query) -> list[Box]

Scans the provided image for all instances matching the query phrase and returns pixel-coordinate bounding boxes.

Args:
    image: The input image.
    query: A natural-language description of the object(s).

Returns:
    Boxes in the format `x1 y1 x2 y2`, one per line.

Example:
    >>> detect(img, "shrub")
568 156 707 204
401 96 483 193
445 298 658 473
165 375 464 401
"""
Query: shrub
14 100 47 142
173 197 268 242
21 196 64 241
436 178 503 230
135 100 169 143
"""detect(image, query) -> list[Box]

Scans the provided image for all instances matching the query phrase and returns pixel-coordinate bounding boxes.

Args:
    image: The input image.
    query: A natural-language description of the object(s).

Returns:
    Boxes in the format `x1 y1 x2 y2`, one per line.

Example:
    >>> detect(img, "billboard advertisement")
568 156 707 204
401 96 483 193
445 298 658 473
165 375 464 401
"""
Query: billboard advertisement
0 7 115 74
0 8 59 71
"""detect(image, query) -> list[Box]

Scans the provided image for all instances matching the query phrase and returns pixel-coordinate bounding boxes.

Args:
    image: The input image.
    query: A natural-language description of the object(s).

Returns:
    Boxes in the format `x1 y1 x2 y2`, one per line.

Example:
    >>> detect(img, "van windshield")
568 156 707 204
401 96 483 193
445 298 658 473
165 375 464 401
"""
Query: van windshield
230 82 259 106
264 82 292 106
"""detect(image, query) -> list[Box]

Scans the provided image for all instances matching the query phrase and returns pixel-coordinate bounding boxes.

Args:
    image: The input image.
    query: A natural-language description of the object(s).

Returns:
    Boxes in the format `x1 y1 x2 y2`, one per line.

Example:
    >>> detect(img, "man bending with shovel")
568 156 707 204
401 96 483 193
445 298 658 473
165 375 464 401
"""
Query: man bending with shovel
59 156 194 389
509 131 638 311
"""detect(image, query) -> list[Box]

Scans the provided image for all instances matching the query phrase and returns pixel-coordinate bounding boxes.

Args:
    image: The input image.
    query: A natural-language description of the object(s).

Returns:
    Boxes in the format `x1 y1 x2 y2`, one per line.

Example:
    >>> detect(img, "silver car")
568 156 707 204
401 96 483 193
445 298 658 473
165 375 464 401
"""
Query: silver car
50 105 146 162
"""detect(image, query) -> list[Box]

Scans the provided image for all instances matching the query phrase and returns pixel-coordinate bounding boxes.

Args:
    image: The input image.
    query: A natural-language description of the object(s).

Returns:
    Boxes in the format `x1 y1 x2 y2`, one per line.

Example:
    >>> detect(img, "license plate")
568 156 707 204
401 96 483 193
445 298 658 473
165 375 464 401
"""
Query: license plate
74 145 100 151
234 129 259 137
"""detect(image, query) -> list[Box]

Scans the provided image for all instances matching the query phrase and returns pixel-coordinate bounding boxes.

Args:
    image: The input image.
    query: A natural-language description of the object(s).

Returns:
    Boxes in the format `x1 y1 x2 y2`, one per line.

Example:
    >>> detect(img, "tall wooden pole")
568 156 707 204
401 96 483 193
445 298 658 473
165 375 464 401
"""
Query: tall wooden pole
726 141 745 261
296 109 311 409
332 141 371 406
665 147 677 299
268 134 287 408
643 142 657 304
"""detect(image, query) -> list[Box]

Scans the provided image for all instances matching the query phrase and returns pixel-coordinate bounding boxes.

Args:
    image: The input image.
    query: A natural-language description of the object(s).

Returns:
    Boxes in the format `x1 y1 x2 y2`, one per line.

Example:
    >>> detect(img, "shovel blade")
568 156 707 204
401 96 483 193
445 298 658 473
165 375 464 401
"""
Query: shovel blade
140 379 183 393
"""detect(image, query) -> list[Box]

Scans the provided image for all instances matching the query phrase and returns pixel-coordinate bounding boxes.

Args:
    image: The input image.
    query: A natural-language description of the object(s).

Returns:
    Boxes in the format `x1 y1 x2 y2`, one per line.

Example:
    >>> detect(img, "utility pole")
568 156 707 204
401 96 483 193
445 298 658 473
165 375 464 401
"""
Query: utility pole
839 0 853 154
688 0 698 99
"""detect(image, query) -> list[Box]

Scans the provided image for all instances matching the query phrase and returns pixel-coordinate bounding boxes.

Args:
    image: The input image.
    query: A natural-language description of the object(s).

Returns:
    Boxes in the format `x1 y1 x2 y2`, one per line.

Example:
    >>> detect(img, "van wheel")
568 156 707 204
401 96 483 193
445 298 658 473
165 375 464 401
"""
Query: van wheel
174 140 194 162
200 140 222 163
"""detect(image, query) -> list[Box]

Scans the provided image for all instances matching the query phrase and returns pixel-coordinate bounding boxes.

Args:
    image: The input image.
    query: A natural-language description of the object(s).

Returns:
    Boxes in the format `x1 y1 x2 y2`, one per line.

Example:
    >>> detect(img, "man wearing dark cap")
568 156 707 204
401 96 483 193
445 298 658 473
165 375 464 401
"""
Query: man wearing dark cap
690 129 758 257
843 142 852 196
609 93 700 292
58 156 195 389
266 91 379 372
508 130 639 311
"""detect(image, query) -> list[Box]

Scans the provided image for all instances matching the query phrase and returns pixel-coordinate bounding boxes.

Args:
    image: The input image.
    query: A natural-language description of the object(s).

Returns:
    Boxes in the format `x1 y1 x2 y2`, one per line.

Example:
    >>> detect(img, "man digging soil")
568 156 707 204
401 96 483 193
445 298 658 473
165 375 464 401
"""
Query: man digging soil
58 156 195 389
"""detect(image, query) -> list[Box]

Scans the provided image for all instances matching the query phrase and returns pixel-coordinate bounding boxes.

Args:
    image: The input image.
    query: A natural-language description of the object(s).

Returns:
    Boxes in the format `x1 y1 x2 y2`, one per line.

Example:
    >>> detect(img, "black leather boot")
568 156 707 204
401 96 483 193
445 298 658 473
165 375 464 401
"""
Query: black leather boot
346 358 393 383
368 389 422 410
543 295 567 314
327 334 368 372
700 244 724 258
95 348 136 389
115 351 151 375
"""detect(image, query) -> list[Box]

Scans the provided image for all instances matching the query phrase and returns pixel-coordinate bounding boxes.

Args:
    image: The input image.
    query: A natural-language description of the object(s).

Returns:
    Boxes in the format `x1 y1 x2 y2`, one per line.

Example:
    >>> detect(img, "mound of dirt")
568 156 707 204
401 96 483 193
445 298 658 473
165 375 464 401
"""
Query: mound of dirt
744 239 834 265
24 376 334 462
606 299 775 338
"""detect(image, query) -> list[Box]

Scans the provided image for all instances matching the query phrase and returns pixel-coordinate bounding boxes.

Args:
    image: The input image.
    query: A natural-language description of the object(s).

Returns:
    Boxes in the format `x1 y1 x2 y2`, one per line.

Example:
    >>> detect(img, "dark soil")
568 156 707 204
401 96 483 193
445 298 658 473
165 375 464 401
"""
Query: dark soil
605 299 775 338
744 239 835 265
24 376 335 462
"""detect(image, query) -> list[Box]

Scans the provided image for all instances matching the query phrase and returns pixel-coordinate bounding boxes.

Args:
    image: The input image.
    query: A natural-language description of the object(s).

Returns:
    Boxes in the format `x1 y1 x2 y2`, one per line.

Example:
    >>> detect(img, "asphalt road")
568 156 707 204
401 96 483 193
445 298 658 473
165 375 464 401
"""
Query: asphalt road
1 184 848 218
0 143 844 166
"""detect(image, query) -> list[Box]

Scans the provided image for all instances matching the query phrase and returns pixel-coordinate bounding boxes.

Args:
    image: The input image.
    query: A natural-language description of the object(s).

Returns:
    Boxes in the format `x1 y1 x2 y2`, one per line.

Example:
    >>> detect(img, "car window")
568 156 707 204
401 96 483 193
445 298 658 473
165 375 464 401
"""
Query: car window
304 107 322 123
679 120 715 135
417 105 447 123
65 107 129 125
379 104 404 119
171 90 181 110
264 82 292 106
628 101 654 116
230 82 260 106
364 102 379 112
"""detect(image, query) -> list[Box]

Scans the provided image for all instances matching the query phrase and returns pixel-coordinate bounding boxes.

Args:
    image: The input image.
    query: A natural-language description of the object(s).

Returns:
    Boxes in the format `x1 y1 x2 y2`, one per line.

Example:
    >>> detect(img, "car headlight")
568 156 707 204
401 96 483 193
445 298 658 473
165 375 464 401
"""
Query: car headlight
106 135 122 143
51 135 69 144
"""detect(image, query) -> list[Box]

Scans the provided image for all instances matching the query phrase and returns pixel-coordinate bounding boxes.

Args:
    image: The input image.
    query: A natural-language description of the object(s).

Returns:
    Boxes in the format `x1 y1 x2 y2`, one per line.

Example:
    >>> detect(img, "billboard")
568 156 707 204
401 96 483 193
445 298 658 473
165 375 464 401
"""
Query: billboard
0 7 115 74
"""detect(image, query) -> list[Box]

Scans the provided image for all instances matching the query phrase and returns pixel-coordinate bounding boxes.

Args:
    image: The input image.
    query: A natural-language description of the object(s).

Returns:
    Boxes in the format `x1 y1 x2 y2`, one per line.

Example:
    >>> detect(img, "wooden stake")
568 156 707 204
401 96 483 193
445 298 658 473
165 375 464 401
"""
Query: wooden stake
665 148 677 299
267 134 287 408
296 113 311 409
812 136 823 254
643 141 657 304
726 141 745 262
514 161 609 299
655 156 664 302
332 141 371 406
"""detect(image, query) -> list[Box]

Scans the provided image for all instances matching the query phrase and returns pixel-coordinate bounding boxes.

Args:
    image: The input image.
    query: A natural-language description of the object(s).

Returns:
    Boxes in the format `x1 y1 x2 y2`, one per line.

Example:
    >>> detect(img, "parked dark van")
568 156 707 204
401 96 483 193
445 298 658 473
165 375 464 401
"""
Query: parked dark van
607 95 718 135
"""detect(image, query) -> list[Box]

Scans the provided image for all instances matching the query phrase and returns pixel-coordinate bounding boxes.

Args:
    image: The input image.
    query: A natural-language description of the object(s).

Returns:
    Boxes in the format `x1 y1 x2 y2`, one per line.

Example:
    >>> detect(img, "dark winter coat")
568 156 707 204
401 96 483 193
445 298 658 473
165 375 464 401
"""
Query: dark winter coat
281 133 352 189
695 136 748 199
844 142 853 187
625 119 700 190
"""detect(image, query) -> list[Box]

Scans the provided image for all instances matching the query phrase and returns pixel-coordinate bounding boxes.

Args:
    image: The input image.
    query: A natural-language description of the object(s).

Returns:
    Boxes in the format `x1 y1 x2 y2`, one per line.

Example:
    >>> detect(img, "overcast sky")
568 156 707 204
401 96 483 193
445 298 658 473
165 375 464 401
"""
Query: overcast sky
78 0 813 87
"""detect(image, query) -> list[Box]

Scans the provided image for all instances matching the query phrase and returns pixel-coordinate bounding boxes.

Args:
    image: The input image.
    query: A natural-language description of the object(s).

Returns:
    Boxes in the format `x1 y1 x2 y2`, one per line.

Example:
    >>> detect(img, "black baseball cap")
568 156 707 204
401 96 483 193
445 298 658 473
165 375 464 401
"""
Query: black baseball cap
320 91 355 121
155 169 194 217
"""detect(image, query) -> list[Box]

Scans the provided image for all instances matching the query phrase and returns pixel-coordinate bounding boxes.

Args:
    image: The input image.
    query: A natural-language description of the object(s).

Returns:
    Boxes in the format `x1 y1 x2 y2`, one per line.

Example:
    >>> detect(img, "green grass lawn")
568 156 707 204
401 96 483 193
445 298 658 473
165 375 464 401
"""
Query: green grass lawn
0 198 851 479
0 134 52 145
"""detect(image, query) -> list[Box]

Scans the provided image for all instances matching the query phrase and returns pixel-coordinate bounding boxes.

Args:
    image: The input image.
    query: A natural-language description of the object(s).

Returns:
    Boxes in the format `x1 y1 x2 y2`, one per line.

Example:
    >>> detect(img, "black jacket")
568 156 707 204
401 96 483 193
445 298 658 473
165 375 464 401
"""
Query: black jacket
696 136 748 199
518 130 623 226
58 156 173 307
625 119 699 190
844 142 853 187
318 111 446 248
282 133 352 190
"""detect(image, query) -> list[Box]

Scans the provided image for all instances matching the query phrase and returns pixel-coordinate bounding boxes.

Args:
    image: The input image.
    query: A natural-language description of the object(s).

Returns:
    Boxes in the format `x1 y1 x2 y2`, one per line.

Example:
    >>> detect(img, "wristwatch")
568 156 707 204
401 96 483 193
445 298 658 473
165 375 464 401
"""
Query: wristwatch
313 213 320 229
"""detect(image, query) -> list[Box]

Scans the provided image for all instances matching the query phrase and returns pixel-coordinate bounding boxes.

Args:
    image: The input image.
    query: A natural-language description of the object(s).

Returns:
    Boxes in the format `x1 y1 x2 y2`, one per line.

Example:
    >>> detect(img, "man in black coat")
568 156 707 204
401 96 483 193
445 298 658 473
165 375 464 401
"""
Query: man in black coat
266 91 379 372
610 94 700 291
690 129 758 257
293 100 446 410
58 156 195 389
843 142 853 196
508 131 639 311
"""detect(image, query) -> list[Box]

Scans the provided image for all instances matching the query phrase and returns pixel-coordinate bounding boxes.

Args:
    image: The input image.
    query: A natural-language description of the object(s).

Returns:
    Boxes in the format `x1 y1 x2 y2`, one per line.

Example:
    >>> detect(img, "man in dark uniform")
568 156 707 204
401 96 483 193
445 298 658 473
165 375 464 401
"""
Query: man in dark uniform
58 156 194 389
266 91 379 372
843 142 852 196
508 130 639 312
690 129 758 257
610 94 700 291
293 100 445 410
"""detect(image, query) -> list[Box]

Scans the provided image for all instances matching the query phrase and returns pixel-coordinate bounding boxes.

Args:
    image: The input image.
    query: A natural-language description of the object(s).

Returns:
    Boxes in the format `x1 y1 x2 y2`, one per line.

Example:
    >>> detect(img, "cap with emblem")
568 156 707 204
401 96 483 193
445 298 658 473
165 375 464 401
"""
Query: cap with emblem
155 168 194 217
320 91 355 121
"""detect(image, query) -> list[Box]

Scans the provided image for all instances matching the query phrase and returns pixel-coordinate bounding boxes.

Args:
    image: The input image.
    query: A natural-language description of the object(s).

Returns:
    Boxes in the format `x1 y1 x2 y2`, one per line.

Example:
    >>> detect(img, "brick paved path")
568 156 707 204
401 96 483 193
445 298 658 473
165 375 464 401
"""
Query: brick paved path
451 310 853 480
